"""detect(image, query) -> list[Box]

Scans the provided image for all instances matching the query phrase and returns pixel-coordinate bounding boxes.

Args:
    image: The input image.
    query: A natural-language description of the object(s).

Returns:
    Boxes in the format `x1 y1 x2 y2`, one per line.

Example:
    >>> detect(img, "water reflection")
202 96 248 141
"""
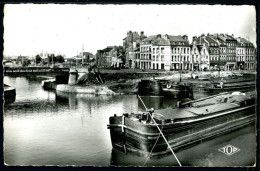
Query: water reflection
3 76 256 166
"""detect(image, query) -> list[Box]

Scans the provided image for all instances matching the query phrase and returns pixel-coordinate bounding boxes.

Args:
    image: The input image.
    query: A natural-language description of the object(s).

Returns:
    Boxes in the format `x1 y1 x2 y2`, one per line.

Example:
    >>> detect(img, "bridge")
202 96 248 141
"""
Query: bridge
4 67 70 76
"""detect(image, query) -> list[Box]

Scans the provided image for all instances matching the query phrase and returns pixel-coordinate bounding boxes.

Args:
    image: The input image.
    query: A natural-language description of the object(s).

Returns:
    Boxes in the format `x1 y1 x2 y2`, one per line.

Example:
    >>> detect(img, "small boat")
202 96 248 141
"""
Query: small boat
108 91 256 158
138 79 163 96
162 81 193 99
4 84 16 104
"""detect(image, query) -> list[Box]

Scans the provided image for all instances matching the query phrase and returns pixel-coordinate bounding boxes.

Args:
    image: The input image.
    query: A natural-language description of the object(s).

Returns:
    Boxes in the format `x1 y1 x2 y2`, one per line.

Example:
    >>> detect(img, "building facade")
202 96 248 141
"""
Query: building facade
140 34 190 71
96 32 256 71
123 31 146 68
236 37 256 70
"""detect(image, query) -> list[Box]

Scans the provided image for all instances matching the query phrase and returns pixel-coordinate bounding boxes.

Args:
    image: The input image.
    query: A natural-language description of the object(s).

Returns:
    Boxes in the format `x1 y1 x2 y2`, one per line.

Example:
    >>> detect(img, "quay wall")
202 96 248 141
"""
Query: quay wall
56 84 116 95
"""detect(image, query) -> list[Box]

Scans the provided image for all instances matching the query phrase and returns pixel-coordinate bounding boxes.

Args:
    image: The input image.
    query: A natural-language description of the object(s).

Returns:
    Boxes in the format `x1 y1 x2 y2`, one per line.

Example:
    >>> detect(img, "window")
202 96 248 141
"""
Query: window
161 55 164 61
161 48 164 53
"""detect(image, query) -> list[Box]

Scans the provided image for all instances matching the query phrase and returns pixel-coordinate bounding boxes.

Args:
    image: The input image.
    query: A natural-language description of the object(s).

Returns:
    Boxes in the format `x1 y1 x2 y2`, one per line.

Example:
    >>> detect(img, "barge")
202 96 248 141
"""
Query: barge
162 81 193 99
4 84 16 104
138 79 163 96
191 75 256 99
108 91 256 158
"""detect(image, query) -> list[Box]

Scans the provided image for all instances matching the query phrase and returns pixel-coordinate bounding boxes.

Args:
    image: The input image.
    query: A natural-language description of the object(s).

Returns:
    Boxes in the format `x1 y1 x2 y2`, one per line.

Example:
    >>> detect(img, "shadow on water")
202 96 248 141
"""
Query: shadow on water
110 123 256 167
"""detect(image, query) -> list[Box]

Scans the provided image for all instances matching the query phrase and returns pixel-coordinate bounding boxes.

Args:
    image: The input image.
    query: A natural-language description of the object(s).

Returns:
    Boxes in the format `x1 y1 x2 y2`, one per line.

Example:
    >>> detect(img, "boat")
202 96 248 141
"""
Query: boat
199 76 255 93
4 84 16 104
190 74 256 99
138 79 163 96
162 81 193 99
107 91 256 158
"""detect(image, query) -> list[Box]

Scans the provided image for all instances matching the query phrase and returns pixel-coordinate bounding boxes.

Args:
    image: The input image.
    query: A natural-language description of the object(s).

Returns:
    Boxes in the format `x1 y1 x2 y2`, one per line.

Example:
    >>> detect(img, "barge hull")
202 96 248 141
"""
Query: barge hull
109 105 256 158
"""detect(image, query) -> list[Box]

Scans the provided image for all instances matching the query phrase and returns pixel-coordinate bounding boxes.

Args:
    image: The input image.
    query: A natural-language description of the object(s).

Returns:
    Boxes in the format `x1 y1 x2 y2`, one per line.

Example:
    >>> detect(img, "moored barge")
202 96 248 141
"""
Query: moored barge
108 91 256 158
138 79 163 96
4 84 16 104
162 81 193 99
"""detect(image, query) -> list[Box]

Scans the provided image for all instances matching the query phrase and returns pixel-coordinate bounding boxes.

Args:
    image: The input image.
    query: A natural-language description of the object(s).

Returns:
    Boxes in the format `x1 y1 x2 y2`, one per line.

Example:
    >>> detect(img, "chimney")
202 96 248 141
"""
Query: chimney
182 35 188 40
192 36 197 43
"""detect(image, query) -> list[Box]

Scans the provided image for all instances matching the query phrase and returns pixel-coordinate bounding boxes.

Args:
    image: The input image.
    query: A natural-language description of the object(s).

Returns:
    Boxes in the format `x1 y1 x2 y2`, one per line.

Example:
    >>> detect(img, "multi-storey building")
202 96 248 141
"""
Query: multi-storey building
140 34 190 71
123 31 146 68
96 46 113 68
97 32 256 71
110 46 124 68
139 35 153 69
218 34 237 70
236 37 256 70
190 41 202 71
209 34 227 70
170 35 190 70
193 34 220 71
134 46 140 68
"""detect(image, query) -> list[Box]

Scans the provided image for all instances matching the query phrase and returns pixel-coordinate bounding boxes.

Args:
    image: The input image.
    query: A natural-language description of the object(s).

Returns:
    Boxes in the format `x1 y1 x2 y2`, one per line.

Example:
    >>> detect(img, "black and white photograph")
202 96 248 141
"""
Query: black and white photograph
3 4 257 166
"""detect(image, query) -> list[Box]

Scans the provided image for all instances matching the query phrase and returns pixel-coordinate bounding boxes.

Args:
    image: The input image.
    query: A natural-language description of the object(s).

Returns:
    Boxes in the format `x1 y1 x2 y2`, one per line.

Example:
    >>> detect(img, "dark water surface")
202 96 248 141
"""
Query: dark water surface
4 76 256 166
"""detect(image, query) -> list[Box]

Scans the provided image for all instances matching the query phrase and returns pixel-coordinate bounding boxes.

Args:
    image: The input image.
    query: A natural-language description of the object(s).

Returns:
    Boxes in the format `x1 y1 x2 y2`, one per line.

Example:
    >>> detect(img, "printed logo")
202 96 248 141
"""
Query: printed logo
218 144 240 156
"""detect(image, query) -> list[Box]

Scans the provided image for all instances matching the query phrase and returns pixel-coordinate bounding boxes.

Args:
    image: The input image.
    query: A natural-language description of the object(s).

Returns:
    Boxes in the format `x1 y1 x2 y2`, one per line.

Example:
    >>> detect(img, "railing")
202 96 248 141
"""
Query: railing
4 67 70 75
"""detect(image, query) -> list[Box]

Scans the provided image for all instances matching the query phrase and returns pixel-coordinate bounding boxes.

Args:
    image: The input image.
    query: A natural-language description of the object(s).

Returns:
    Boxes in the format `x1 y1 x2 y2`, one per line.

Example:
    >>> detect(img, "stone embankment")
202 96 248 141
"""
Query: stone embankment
56 84 116 95
44 70 256 95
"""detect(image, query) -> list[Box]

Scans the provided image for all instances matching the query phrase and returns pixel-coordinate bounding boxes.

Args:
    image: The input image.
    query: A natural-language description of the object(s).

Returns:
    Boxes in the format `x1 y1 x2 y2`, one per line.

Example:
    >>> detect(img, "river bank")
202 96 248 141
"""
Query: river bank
41 70 256 95
72 70 256 95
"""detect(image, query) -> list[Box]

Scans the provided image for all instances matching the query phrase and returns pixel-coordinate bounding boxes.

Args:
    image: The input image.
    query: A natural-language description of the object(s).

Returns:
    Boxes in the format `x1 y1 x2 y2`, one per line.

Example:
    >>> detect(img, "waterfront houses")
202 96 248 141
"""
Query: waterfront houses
217 34 237 70
192 34 220 71
139 34 190 70
236 37 256 70
96 46 124 68
170 35 190 70
123 31 146 68
96 31 256 71
190 41 202 71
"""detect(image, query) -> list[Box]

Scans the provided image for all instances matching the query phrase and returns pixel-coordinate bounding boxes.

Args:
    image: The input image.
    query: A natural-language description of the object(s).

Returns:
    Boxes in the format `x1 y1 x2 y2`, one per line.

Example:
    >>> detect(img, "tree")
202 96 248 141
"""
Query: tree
35 55 42 64
56 55 65 63
22 59 31 67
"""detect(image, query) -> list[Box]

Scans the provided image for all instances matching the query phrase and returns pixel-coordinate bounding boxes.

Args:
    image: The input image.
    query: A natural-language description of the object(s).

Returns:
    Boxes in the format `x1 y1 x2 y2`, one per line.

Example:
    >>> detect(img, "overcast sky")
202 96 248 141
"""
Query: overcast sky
4 4 256 57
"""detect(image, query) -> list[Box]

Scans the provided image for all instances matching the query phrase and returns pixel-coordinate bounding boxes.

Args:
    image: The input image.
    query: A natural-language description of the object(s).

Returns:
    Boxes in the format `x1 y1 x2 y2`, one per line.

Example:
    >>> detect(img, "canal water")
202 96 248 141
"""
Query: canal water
3 76 256 166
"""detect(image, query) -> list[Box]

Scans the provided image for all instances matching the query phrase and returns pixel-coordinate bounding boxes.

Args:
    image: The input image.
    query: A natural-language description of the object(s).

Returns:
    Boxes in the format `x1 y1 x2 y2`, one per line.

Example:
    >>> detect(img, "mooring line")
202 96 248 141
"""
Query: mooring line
143 126 162 166
138 95 182 167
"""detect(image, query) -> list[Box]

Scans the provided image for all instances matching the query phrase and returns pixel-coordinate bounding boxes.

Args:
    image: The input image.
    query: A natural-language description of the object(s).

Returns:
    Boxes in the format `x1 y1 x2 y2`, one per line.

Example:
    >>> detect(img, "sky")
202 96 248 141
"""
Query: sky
3 4 256 58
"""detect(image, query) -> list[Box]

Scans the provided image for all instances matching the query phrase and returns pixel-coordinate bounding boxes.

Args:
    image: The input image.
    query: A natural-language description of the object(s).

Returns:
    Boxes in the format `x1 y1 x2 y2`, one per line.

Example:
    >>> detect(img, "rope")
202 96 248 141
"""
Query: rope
138 95 182 167
143 130 162 166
